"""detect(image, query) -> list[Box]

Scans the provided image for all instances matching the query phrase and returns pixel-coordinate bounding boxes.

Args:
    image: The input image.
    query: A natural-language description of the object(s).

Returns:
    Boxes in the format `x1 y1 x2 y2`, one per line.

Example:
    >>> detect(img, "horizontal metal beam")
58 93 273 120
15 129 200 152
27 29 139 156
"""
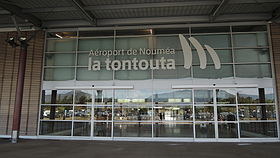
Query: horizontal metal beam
41 13 271 28
85 0 220 10
0 1 42 27
0 0 278 15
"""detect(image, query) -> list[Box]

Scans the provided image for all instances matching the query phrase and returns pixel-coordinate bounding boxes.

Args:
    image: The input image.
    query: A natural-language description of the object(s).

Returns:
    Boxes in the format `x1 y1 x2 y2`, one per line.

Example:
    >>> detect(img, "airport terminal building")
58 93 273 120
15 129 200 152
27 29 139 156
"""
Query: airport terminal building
0 0 280 142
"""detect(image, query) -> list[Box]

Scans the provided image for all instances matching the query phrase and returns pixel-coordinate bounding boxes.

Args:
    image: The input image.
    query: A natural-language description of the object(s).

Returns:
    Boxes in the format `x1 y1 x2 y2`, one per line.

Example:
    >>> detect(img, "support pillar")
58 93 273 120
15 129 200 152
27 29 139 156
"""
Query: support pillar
11 39 28 143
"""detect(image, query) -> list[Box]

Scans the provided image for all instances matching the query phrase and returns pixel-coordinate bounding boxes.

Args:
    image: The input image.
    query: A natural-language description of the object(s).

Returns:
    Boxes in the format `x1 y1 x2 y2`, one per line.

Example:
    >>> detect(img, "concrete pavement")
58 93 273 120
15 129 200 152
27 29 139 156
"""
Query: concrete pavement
0 139 280 158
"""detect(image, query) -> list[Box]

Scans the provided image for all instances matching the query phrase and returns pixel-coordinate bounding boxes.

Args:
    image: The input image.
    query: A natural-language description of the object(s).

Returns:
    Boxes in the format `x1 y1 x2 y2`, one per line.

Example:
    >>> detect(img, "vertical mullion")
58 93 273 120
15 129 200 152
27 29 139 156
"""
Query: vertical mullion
192 89 196 140
111 89 114 139
236 88 241 139
91 90 94 138
213 89 218 139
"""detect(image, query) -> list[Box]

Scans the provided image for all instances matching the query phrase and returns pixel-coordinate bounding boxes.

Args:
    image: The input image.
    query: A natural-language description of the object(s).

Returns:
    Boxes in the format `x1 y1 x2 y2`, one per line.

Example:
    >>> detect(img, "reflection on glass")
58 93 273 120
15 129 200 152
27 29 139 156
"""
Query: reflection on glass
115 90 152 105
240 122 278 138
154 122 193 137
218 123 238 138
195 106 214 121
41 106 73 120
41 90 51 104
194 90 213 104
74 106 91 120
154 106 192 121
94 122 112 137
216 89 236 104
237 88 274 103
238 105 276 120
217 106 237 121
75 90 92 105
154 89 192 104
56 90 73 104
114 106 152 120
195 123 215 138
73 122 91 136
94 106 112 120
94 90 113 105
42 90 73 104
39 121 72 136
113 122 152 137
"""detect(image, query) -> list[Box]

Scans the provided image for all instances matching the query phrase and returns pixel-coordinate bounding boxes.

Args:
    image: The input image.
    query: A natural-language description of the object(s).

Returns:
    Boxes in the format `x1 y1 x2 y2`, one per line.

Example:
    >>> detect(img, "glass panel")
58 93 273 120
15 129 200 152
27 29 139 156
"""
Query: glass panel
234 49 270 63
78 53 113 66
113 122 152 137
94 106 112 120
73 122 91 136
191 26 230 33
240 122 278 138
41 106 73 120
56 90 73 104
114 106 152 121
46 39 76 52
216 89 236 104
193 65 233 79
218 123 238 138
116 37 149 50
115 90 152 105
75 90 92 105
79 30 114 37
41 90 73 104
94 122 112 137
192 34 231 48
47 31 77 38
237 88 274 103
195 123 215 138
94 90 113 105
217 106 237 121
194 106 214 121
238 105 276 120
235 64 271 78
153 66 191 79
115 70 151 80
155 36 182 50
193 49 232 64
78 38 114 51
44 68 75 81
154 89 192 104
41 90 51 104
233 33 268 47
154 106 193 121
45 53 75 66
39 121 72 136
74 106 91 120
76 67 113 81
194 90 213 104
154 122 193 137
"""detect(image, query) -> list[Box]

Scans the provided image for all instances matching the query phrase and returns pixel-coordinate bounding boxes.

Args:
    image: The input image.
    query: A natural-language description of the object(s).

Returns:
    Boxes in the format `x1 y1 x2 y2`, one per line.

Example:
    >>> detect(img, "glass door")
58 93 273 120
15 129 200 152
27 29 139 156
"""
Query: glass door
193 88 239 140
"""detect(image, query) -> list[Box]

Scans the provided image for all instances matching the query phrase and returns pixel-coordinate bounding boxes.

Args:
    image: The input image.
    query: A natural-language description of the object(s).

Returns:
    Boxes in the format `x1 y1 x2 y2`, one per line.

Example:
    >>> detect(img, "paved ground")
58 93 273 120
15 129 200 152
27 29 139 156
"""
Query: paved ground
0 139 280 158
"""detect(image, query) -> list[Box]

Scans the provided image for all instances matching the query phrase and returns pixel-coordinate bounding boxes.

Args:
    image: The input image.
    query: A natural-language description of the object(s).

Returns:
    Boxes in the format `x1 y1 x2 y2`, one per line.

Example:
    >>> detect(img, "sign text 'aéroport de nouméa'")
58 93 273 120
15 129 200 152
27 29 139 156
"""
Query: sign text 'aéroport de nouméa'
88 48 176 71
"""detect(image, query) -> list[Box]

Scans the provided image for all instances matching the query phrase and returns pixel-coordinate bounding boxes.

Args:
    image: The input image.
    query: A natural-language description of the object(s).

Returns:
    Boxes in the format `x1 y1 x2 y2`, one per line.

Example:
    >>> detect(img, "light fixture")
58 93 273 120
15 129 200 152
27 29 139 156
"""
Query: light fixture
55 33 63 39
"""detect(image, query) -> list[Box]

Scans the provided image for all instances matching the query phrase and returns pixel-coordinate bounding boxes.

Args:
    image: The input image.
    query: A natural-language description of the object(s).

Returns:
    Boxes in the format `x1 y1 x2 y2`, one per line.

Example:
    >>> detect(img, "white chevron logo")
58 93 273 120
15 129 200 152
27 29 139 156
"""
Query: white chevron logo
178 34 221 69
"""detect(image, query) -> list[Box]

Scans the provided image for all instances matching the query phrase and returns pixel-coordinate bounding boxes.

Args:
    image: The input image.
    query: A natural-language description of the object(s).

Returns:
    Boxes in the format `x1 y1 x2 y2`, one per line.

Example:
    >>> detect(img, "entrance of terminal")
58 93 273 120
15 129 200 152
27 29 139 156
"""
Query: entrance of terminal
39 86 278 140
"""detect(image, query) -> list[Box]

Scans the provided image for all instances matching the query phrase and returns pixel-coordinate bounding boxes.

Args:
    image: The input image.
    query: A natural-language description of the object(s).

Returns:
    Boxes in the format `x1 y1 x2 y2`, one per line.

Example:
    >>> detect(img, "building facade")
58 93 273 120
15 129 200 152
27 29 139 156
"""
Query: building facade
0 22 280 141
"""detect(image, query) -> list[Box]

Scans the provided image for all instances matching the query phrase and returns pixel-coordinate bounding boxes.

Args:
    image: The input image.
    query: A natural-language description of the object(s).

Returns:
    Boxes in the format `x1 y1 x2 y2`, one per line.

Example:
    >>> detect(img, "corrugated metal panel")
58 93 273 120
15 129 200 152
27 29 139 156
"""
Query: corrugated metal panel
33 11 84 20
93 5 215 18
223 3 280 14
8 0 72 9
